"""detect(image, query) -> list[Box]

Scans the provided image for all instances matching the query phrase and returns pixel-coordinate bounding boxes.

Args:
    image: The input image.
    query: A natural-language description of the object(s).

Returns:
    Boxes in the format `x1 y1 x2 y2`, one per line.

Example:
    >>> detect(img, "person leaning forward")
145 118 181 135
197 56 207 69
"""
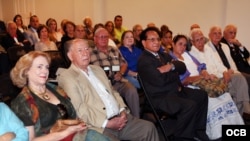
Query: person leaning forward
56 39 159 141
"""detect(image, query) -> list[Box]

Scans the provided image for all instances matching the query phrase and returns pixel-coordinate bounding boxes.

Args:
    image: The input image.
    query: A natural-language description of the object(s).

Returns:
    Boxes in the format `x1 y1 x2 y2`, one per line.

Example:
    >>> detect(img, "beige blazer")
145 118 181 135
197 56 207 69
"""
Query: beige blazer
57 64 127 133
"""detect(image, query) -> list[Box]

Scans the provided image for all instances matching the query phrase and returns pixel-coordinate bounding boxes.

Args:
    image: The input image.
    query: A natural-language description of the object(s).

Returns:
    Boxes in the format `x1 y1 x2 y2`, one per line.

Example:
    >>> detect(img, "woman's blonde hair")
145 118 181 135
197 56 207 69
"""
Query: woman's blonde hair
10 51 51 88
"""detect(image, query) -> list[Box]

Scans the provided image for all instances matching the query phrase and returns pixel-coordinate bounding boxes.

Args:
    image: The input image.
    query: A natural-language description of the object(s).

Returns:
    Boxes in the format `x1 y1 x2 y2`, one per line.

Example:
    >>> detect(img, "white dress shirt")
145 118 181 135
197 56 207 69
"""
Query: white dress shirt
189 44 227 78
81 66 119 119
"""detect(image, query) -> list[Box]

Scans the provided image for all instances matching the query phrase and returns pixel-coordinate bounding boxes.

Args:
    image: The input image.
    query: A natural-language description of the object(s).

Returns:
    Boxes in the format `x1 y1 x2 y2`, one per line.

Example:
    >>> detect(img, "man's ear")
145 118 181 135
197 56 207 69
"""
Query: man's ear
67 52 72 61
142 40 146 48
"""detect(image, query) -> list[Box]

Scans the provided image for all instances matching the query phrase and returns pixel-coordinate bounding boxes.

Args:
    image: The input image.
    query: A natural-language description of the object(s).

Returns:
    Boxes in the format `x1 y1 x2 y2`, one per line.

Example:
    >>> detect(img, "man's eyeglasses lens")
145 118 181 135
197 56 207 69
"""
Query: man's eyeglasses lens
146 38 160 42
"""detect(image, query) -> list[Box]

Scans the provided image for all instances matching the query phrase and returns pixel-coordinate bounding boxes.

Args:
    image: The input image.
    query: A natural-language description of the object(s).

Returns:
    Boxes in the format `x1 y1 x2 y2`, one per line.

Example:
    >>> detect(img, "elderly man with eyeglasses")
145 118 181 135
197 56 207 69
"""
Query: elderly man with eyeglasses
89 27 140 118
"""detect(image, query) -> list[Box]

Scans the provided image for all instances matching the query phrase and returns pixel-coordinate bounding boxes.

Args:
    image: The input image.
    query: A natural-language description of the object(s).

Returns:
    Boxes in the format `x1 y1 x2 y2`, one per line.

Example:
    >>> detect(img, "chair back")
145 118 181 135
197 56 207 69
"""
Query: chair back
137 75 169 141
0 73 21 106
7 45 33 67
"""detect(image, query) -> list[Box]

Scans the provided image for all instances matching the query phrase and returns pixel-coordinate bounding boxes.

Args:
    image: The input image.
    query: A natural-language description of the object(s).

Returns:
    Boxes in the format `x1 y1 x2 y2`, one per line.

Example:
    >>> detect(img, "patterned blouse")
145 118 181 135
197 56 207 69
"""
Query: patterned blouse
11 83 76 136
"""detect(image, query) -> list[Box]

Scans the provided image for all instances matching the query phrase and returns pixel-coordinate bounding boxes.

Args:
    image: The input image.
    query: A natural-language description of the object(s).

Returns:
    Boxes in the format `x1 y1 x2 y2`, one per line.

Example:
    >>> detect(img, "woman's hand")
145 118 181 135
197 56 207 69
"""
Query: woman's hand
63 122 87 135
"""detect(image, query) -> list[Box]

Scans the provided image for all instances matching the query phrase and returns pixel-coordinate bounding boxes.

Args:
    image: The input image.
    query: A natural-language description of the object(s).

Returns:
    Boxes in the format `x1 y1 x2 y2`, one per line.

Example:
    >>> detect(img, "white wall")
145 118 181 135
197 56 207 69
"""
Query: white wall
225 0 250 49
1 0 250 48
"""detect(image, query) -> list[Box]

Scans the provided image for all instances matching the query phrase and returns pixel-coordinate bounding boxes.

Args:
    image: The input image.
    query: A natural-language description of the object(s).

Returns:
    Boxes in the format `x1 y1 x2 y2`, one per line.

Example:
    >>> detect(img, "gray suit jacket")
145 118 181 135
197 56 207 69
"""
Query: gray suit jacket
57 64 127 133
23 28 39 46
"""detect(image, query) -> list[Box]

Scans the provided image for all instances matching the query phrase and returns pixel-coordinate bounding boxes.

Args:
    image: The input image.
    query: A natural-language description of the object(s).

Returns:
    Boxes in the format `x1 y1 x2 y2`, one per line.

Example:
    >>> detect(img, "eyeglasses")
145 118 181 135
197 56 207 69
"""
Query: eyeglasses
146 38 161 42
57 104 69 119
96 35 109 39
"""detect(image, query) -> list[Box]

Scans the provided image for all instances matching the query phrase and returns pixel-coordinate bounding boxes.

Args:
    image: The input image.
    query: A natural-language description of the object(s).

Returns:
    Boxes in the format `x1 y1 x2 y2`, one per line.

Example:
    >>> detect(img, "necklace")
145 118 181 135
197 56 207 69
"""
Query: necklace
29 87 50 101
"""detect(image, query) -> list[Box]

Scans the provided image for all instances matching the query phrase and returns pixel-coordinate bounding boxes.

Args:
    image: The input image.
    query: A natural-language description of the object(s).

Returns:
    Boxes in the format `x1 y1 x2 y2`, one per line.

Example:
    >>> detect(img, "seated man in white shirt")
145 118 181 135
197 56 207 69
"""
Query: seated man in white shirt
189 28 250 116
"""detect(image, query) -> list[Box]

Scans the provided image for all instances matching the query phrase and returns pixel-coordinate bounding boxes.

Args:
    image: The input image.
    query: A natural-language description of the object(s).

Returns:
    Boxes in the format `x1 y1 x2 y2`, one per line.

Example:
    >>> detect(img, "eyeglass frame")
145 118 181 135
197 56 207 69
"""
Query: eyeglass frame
146 37 161 43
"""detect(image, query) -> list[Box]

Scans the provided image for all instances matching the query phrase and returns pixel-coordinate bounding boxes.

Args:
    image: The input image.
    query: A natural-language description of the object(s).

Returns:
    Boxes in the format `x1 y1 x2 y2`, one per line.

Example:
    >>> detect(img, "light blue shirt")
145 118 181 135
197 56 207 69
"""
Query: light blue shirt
0 102 28 141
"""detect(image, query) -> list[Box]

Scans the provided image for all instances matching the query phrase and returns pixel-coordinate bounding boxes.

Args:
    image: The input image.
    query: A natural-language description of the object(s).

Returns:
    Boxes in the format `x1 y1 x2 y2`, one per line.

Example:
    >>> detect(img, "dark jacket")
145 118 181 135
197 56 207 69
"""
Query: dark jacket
221 37 250 73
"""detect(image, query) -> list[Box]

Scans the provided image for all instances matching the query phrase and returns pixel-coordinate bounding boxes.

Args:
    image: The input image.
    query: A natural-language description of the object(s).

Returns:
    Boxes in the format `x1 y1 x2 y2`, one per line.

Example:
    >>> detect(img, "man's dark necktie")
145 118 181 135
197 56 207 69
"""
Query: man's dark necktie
215 44 231 69
155 54 165 65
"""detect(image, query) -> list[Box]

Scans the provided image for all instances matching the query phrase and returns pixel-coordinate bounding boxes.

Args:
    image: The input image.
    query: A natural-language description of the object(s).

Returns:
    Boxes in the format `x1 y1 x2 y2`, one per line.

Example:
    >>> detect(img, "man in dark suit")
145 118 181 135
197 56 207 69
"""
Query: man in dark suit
23 15 40 46
137 27 210 141
1 21 30 50
221 24 250 74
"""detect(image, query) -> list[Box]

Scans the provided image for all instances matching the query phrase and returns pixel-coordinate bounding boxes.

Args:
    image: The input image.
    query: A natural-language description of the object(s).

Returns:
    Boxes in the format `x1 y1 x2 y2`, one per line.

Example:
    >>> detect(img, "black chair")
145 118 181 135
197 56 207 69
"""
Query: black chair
7 45 33 67
137 75 170 141
0 73 21 106
44 50 67 79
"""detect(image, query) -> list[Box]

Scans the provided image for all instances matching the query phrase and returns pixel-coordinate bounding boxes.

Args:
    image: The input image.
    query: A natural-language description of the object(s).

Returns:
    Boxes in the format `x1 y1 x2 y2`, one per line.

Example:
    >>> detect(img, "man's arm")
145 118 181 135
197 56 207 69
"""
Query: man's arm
1 103 28 141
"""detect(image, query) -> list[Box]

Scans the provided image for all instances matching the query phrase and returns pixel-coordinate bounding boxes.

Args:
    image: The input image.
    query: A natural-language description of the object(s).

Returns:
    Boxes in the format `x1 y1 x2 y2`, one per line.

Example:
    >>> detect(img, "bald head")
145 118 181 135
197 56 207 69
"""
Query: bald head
190 24 200 30
209 26 222 45
7 21 17 36
223 24 237 41
190 28 205 51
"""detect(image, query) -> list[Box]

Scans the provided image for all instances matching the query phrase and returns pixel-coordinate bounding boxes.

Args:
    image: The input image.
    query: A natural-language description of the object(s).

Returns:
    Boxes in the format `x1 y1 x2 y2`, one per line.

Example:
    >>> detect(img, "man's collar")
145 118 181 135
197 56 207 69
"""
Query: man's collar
144 49 159 56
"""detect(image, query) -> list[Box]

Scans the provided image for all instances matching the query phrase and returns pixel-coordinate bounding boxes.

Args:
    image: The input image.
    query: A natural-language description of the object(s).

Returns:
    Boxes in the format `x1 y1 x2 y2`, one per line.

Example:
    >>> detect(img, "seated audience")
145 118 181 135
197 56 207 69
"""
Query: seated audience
187 23 208 51
56 39 159 141
0 102 28 141
35 24 58 51
207 26 250 120
1 21 30 73
74 24 95 48
10 51 110 141
89 28 140 118
137 27 210 141
146 22 156 28
83 16 94 40
94 23 117 48
74 24 87 39
105 20 119 45
221 24 250 74
13 14 27 33
161 29 173 53
60 20 76 67
132 24 143 49
58 19 68 36
160 24 170 33
169 34 244 140
46 18 63 43
190 23 200 30
119 30 142 89
189 28 250 116
1 21 30 50
114 15 126 44
23 15 40 46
